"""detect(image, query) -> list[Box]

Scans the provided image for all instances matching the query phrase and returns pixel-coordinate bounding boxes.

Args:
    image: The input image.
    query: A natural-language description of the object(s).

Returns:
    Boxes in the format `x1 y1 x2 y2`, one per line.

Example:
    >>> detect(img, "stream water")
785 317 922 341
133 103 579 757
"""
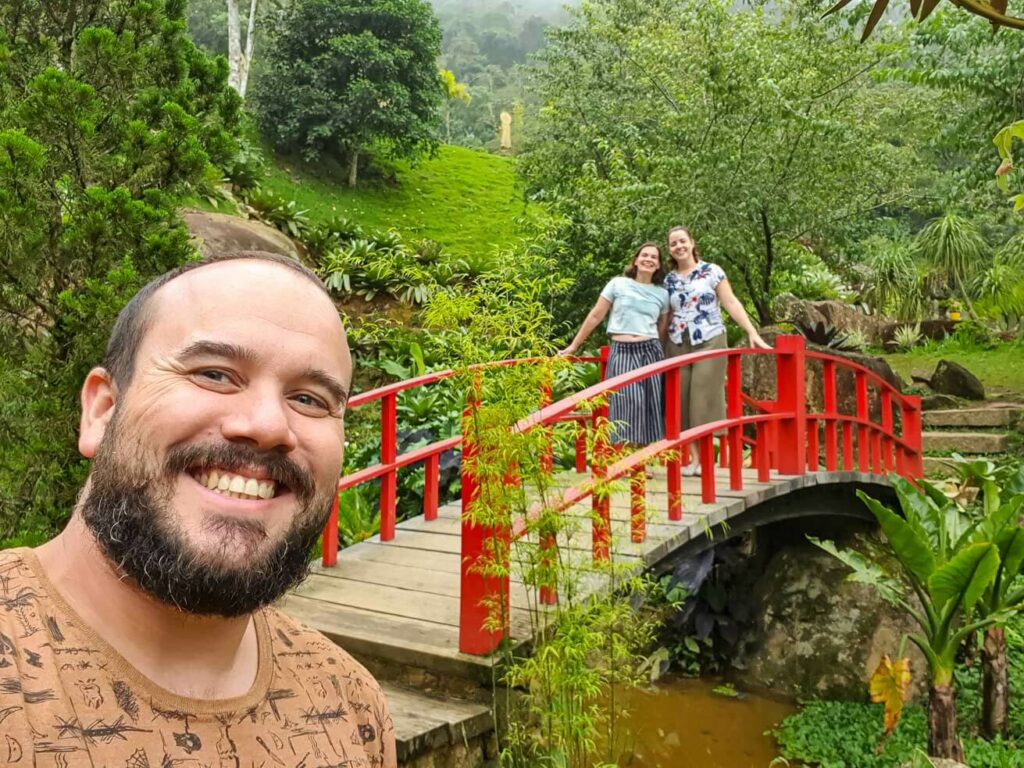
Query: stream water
614 677 798 768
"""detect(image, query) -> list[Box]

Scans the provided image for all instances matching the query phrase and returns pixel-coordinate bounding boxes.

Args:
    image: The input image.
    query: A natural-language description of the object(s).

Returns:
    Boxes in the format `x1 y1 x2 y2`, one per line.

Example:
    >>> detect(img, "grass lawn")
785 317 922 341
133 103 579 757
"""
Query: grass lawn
884 341 1024 399
261 144 529 258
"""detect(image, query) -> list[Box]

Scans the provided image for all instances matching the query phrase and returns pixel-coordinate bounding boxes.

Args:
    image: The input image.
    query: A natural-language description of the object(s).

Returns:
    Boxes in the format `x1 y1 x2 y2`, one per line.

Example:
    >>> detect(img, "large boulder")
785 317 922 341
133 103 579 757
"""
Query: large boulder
776 297 888 343
743 328 904 422
181 209 301 260
930 360 985 401
733 538 928 702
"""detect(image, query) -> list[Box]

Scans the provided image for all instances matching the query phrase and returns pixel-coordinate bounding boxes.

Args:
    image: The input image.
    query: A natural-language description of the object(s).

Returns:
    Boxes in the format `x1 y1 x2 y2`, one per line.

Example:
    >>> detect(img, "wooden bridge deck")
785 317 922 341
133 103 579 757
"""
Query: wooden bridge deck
278 466 884 680
278 465 888 762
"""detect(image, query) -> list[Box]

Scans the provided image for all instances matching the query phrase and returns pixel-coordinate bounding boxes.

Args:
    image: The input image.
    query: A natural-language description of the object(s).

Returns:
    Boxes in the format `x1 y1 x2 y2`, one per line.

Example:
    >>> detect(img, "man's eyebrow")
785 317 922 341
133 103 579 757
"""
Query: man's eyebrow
304 367 350 408
176 340 259 362
175 340 349 406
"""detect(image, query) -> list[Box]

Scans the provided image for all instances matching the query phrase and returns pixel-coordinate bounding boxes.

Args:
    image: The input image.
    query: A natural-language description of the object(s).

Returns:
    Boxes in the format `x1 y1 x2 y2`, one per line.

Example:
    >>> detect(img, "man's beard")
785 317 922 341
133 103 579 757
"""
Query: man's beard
79 411 335 618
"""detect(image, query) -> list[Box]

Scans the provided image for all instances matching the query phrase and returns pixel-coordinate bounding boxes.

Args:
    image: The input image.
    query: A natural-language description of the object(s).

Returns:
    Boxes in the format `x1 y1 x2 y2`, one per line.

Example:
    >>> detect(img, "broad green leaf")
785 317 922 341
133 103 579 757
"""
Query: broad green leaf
859 490 936 584
892 476 941 548
928 542 999 614
809 537 904 604
995 527 1024 596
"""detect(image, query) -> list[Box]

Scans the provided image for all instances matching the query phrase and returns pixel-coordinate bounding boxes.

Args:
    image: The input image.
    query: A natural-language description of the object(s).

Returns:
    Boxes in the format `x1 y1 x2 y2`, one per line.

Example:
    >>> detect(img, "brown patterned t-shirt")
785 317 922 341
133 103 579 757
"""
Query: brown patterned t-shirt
0 548 396 768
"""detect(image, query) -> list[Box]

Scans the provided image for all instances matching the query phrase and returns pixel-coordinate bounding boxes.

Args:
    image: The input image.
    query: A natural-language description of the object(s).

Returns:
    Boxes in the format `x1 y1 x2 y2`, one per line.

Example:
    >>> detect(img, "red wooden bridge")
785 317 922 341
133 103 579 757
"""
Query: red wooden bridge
278 334 923 759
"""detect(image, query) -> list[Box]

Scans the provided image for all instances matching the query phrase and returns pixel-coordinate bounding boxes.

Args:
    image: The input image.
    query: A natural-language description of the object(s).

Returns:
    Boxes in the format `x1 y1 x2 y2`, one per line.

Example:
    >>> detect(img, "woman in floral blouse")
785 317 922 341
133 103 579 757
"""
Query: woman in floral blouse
663 226 770 474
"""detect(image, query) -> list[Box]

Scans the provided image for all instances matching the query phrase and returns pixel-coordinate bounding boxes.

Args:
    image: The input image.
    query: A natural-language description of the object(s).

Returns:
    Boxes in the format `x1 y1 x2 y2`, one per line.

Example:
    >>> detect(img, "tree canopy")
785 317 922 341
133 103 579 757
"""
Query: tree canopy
254 0 444 185
521 0 918 324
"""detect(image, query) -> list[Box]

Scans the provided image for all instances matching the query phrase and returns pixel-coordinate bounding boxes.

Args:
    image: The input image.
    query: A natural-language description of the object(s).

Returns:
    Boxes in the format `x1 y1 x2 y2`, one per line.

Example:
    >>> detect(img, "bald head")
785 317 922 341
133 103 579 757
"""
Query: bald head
103 251 339 389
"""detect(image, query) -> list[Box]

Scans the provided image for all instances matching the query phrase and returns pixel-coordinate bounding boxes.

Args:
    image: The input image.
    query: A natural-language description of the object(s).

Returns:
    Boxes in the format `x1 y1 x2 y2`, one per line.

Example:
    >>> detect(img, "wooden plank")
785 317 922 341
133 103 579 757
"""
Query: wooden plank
292 574 536 638
307 560 551 611
277 593 507 681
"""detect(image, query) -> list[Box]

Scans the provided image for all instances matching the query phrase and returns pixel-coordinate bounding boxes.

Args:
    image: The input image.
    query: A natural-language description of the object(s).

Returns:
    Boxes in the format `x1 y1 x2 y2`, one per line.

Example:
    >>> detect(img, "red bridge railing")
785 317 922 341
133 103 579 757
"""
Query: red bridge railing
321 335 923 655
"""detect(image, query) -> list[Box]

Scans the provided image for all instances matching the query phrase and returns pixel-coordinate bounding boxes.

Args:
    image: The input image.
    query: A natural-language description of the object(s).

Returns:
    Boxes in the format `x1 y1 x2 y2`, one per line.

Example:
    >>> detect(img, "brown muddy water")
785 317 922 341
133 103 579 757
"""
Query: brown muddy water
612 677 798 768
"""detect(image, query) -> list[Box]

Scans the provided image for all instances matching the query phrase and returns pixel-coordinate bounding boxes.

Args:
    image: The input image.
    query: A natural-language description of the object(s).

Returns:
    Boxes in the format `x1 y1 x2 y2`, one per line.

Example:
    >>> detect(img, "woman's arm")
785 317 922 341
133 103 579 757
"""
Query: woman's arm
658 311 670 344
716 278 770 349
559 297 612 355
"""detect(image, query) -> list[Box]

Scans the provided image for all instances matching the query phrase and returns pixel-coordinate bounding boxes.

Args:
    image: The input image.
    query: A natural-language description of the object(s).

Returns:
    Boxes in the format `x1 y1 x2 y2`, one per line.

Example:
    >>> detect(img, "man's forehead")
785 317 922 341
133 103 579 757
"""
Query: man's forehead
145 260 347 357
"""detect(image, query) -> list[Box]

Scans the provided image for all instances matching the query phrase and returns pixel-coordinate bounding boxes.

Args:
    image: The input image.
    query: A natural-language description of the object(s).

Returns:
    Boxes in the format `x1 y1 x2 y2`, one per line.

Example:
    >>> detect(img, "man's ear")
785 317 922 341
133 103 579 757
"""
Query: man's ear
79 367 118 458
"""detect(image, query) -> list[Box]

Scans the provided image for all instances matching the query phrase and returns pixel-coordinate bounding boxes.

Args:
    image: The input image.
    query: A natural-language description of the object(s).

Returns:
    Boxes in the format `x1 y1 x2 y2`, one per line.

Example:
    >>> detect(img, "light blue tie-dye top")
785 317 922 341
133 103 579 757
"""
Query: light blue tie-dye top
664 262 727 345
599 277 669 339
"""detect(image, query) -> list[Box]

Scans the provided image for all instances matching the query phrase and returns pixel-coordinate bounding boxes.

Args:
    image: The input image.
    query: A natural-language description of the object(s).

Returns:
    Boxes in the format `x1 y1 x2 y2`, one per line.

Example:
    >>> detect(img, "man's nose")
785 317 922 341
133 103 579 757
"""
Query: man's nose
220 385 298 453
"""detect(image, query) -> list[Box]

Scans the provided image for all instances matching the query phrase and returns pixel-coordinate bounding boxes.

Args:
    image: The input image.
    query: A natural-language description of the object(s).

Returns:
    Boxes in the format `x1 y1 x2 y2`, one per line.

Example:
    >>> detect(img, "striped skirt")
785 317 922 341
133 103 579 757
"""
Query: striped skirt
606 338 664 445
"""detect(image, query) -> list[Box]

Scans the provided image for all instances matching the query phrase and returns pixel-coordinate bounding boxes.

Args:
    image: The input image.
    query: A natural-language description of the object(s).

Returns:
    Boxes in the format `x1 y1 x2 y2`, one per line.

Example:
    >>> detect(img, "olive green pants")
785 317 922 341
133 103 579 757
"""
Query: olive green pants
663 332 728 431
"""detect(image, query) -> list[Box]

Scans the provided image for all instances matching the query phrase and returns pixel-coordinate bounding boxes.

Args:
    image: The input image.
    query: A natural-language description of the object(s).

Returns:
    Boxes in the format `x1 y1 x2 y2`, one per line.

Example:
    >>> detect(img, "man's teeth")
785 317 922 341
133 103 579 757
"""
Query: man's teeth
197 470 276 500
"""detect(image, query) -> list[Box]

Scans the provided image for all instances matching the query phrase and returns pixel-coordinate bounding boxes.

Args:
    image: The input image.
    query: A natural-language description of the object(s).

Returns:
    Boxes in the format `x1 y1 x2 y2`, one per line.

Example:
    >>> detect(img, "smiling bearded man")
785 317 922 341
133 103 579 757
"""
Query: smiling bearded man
0 252 396 767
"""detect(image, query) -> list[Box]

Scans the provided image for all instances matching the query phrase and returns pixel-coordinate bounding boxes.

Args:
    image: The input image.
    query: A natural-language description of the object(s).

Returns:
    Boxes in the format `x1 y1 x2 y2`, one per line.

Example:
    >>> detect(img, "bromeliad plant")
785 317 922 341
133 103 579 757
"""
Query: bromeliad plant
812 476 1014 761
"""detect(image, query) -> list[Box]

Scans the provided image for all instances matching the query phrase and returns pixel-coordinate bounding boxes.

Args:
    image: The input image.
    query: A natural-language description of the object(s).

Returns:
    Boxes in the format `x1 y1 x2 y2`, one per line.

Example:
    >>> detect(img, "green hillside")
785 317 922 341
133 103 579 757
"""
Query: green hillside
262 145 528 257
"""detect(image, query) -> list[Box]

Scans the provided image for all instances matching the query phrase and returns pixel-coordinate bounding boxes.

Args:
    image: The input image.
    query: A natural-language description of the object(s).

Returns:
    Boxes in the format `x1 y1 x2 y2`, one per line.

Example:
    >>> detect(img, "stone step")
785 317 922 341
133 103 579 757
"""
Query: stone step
922 456 990 478
922 408 1021 429
383 682 494 764
921 431 1010 454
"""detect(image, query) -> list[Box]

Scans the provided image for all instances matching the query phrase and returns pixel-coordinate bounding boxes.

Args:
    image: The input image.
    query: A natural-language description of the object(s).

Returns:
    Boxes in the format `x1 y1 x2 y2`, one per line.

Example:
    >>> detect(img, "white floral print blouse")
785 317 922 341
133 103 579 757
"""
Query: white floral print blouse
664 262 728 346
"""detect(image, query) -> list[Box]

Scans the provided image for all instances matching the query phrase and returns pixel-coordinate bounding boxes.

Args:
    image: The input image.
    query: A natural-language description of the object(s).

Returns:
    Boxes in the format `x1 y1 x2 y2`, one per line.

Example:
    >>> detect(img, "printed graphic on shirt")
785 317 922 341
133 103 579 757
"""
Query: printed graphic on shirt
0 550 396 768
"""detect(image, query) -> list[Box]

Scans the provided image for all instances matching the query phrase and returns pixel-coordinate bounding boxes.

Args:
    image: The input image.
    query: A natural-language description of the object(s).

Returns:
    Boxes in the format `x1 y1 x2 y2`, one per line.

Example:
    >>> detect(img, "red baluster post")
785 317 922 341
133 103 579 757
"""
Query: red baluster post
630 466 646 543
321 491 340 567
380 393 398 541
807 418 819 471
823 360 838 471
881 390 895 472
424 453 440 521
459 397 511 655
592 403 611 560
665 365 683 521
774 335 807 475
575 423 588 473
856 373 870 472
700 434 716 503
901 395 924 479
727 354 744 491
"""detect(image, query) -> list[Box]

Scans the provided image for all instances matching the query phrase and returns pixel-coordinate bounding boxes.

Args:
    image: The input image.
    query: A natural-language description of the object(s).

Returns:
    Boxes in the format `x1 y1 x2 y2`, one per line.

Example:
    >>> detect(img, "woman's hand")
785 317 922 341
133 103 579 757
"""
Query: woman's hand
749 332 771 349
557 344 577 357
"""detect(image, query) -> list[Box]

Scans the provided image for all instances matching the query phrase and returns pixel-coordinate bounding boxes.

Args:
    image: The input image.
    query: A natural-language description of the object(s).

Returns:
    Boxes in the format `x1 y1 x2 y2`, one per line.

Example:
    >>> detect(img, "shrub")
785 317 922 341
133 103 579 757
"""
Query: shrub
894 323 924 351
0 0 242 544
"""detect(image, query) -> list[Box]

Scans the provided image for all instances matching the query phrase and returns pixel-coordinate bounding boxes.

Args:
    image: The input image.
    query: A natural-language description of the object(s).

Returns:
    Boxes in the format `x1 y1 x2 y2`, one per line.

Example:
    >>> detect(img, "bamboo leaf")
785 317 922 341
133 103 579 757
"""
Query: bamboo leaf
859 490 936 584
822 0 858 16
928 542 999 614
919 0 943 21
861 0 891 41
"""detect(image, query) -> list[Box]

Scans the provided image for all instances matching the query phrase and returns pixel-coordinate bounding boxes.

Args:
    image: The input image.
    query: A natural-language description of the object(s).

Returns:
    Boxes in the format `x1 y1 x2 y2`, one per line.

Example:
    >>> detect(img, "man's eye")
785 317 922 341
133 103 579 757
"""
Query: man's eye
292 393 331 413
196 369 232 384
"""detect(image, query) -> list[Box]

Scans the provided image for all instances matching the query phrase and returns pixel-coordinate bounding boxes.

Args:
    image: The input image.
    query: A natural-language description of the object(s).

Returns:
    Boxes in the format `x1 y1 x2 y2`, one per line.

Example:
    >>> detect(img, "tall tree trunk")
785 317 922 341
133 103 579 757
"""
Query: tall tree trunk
928 684 965 761
238 0 258 97
982 626 1009 740
226 0 242 93
347 151 359 188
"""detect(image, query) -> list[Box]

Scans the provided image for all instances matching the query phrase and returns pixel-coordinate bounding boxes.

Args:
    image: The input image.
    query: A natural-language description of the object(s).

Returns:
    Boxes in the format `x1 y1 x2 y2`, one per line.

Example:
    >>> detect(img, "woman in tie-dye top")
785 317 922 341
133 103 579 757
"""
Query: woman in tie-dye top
663 226 770 474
